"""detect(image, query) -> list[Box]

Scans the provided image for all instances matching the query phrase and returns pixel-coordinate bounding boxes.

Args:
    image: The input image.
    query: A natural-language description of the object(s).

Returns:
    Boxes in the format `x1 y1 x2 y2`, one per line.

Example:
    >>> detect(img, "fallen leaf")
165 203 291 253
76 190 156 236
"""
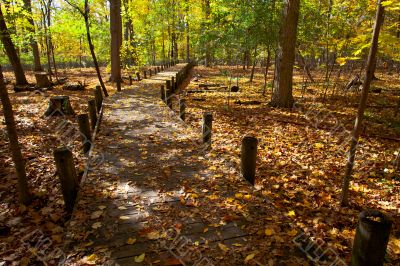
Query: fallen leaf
265 228 274 236
287 210 296 217
134 253 145 263
218 243 229 252
244 253 256 263
287 229 298 237
127 238 137 245
92 222 102 229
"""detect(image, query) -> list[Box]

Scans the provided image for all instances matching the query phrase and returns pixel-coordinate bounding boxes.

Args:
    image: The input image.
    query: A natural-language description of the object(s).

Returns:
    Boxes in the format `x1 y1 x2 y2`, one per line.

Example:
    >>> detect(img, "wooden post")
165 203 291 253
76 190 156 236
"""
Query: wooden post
88 99 97 130
54 147 79 213
351 210 392 266
143 70 147 79
77 114 92 154
136 72 141 81
157 66 160 72
161 85 166 103
241 136 258 185
171 77 175 93
161 65 164 71
116 79 121 92
149 69 152 76
179 99 186 121
94 86 103 113
202 112 212 147
44 96 75 117
165 80 172 109
129 75 132 85
154 67 158 74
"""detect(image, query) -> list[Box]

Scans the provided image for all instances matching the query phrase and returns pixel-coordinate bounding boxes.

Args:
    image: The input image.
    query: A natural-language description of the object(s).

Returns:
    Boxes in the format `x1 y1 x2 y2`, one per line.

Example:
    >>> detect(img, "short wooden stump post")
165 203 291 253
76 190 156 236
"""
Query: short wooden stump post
351 210 392 266
77 114 92 154
241 136 258 185
136 72 141 81
157 66 160 72
143 70 147 79
161 85 166 103
35 72 52 88
88 99 97 130
129 75 133 85
179 99 186 121
202 112 213 147
94 86 103 113
171 77 175 93
54 147 79 213
44 96 75 117
116 79 121 92
165 80 172 109
149 69 152 76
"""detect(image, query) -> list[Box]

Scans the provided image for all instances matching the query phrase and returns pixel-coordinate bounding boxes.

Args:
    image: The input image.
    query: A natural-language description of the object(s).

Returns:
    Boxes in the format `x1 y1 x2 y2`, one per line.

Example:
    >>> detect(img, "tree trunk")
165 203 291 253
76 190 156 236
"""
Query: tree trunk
0 5 28 85
270 0 300 108
23 0 43 71
0 66 31 205
297 49 315 82
262 48 271 96
341 0 385 207
84 13 109 97
250 46 258 82
186 21 190 62
204 0 211 67
110 0 122 82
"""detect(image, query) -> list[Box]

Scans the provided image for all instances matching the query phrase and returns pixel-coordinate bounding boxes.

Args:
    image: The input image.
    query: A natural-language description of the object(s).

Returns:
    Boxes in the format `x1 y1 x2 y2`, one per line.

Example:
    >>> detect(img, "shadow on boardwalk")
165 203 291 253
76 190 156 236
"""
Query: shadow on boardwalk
63 64 307 265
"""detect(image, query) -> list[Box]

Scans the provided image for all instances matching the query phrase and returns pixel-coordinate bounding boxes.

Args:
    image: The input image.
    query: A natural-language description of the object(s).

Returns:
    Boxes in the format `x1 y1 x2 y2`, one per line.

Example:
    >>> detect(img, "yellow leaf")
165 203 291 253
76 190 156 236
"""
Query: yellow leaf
127 238 137 245
265 228 274 236
134 253 145 263
232 243 242 247
235 193 243 199
86 254 98 262
244 195 252 200
244 253 256 263
314 143 324 149
287 210 296 217
287 229 298 237
218 243 230 252
147 231 160 240
119 216 130 220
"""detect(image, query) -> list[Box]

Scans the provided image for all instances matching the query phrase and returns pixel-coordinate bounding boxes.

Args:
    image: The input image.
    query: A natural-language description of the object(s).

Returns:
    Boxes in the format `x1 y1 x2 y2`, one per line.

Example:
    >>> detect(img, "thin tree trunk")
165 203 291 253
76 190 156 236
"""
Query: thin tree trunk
250 46 257 82
23 0 43 71
341 0 385 207
204 0 211 67
85 14 109 97
262 48 271 96
186 21 190 62
297 49 315 82
0 66 31 205
0 5 28 85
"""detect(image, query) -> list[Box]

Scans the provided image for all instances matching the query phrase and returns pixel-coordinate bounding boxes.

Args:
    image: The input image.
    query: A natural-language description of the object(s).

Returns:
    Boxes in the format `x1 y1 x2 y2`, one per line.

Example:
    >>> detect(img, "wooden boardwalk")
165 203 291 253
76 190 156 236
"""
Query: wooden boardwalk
63 64 304 265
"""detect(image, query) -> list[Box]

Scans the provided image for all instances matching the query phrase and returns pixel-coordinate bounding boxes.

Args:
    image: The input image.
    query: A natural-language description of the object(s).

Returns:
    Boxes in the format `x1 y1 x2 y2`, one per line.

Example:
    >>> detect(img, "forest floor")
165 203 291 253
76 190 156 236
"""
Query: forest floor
0 65 399 265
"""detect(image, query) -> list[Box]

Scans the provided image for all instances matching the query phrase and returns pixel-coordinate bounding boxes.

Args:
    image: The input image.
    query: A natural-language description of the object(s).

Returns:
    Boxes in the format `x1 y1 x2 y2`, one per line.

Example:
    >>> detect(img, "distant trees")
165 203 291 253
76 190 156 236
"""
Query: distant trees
0 4 28 86
270 0 300 108
0 66 31 204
